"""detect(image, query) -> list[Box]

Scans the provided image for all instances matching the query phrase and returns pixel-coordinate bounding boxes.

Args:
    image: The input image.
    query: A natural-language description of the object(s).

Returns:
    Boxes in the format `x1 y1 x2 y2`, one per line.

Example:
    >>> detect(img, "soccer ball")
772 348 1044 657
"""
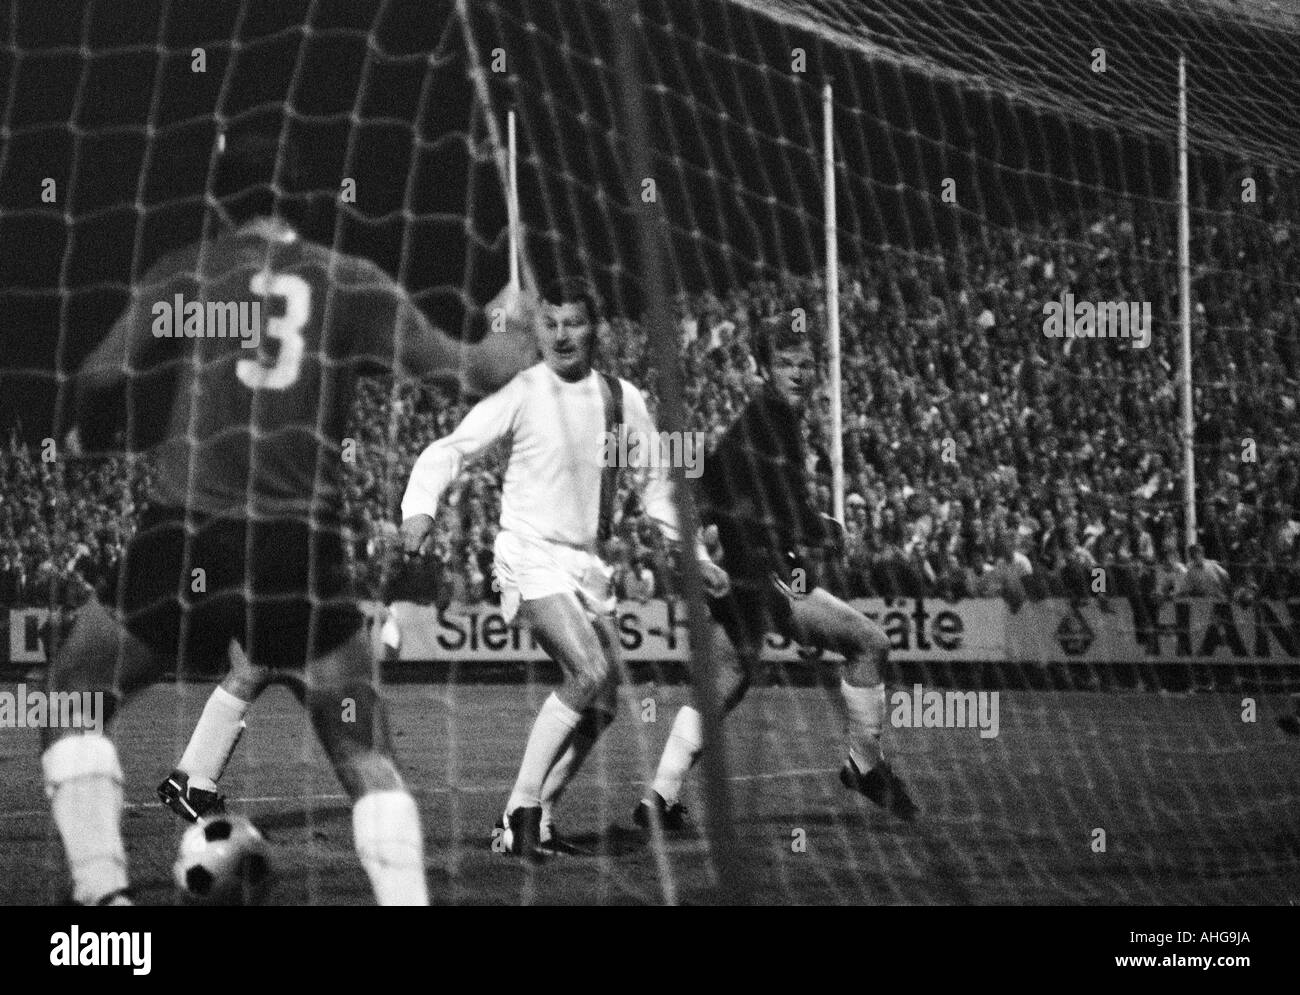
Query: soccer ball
173 815 272 905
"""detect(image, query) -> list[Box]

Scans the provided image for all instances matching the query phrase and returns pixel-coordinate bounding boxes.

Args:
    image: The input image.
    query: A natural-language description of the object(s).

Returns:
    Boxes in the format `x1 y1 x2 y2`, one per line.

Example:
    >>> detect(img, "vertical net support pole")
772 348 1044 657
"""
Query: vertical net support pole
508 108 520 292
1177 54 1196 551
612 0 749 904
457 0 536 299
823 83 844 523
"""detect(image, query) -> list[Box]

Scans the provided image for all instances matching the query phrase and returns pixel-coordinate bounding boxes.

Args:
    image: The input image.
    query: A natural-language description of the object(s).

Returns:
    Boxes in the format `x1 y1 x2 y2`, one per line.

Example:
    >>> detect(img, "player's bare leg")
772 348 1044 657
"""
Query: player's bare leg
40 598 161 905
503 592 618 860
787 587 918 819
295 629 428 906
536 612 621 850
787 588 889 769
159 638 271 821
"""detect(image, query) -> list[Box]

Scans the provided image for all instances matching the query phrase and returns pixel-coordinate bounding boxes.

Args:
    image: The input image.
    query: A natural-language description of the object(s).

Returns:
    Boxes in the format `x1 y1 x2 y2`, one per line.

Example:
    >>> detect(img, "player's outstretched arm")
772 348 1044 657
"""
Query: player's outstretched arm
68 247 198 451
72 281 172 450
399 378 522 525
77 310 134 397
464 282 540 393
391 282 536 396
78 249 194 397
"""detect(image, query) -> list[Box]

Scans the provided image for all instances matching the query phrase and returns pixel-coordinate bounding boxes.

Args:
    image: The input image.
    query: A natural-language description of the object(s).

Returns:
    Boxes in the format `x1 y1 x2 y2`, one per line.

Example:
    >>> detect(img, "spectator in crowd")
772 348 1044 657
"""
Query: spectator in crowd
1177 544 1232 600
1153 543 1189 602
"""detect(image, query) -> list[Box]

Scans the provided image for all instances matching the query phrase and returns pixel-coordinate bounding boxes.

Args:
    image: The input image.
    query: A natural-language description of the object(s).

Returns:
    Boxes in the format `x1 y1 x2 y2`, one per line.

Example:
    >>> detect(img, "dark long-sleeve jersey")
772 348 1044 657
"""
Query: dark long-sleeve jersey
75 218 530 524
697 383 829 585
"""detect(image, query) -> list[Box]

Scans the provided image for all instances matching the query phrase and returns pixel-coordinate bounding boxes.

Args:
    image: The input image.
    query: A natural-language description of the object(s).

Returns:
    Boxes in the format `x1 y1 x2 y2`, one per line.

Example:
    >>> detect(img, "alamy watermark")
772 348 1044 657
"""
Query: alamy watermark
0 685 104 732
152 294 261 349
600 428 705 479
890 684 1000 738
50 927 151 974
1042 293 1151 349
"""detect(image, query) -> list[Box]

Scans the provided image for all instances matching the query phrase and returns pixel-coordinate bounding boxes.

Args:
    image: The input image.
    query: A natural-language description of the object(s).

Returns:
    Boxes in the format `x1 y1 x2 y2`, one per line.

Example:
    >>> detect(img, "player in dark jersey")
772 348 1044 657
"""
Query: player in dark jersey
634 313 918 831
40 129 535 905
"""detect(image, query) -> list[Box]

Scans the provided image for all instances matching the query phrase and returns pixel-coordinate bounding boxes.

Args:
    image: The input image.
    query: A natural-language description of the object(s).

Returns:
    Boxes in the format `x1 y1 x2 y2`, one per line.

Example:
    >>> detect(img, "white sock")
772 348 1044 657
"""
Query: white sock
42 734 128 905
841 680 886 772
506 693 580 815
352 790 428 906
178 685 249 790
650 706 703 807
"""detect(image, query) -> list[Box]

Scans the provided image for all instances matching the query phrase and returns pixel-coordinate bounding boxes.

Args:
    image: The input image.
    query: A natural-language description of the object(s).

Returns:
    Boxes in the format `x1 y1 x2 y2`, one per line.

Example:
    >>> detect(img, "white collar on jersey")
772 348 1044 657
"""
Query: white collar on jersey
540 360 597 387
241 216 298 244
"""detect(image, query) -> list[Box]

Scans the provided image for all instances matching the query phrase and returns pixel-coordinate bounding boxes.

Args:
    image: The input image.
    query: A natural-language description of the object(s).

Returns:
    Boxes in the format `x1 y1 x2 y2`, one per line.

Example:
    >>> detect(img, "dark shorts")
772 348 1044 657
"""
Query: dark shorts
707 572 797 655
102 505 362 674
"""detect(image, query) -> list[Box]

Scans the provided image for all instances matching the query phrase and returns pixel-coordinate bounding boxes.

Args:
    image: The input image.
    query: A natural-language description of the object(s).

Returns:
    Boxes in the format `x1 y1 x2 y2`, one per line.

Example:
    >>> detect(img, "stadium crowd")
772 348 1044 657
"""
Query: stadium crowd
3 194 1298 617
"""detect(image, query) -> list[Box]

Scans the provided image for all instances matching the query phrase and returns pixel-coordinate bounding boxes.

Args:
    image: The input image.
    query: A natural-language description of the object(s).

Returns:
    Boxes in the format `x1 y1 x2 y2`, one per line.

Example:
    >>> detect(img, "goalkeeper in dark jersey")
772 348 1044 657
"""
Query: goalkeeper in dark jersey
635 313 918 830
39 126 535 906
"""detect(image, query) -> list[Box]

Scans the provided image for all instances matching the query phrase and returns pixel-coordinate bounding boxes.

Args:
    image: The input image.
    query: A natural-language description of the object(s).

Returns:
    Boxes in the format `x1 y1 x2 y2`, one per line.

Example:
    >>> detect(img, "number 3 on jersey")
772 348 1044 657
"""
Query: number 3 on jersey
236 271 310 390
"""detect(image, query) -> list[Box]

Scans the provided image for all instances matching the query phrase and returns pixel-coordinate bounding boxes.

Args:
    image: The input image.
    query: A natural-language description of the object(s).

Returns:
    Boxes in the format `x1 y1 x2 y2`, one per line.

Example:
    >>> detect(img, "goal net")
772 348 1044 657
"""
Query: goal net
1 0 1298 905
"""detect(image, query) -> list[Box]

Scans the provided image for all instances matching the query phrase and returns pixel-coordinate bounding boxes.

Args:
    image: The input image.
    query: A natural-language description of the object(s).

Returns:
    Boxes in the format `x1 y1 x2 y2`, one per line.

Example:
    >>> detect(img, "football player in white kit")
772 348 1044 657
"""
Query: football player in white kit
401 277 728 860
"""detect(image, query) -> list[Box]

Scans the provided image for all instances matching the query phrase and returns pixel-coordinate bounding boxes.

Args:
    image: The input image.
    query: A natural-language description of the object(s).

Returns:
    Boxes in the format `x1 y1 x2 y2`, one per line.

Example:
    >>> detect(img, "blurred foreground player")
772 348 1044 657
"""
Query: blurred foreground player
401 278 728 860
40 126 535 905
636 313 918 831
160 275 535 827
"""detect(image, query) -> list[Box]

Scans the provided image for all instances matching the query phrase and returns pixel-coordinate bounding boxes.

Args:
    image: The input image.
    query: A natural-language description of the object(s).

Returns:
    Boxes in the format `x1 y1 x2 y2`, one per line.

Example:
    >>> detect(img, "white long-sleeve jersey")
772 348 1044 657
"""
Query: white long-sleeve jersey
401 362 687 551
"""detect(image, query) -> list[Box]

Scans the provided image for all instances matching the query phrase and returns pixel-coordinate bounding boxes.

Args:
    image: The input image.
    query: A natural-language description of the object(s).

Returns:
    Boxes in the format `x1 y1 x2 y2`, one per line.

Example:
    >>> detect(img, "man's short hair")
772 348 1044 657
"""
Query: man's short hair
753 312 810 370
540 277 603 325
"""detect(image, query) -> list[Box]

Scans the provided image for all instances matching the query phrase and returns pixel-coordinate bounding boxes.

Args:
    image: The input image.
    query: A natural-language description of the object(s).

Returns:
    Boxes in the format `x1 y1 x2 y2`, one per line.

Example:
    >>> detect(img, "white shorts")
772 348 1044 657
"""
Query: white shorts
493 530 615 623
